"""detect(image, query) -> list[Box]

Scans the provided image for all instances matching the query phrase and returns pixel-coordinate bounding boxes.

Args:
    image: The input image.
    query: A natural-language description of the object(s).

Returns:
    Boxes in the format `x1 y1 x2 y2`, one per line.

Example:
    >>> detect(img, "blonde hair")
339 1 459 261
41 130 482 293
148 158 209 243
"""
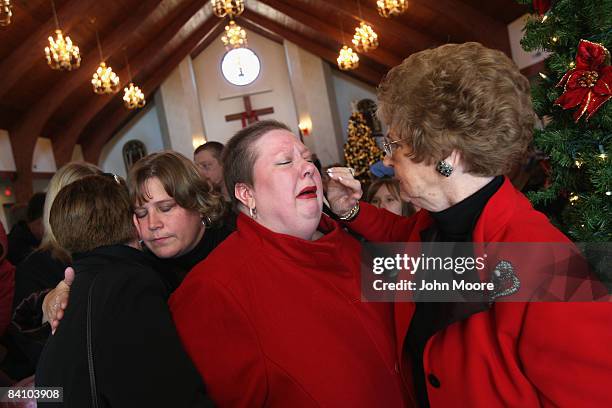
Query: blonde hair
377 42 534 176
40 162 102 262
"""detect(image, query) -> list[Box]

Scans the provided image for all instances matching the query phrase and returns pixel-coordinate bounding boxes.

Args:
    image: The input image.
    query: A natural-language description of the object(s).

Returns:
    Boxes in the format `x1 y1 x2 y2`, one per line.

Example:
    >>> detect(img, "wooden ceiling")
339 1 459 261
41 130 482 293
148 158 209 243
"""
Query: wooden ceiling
0 0 526 201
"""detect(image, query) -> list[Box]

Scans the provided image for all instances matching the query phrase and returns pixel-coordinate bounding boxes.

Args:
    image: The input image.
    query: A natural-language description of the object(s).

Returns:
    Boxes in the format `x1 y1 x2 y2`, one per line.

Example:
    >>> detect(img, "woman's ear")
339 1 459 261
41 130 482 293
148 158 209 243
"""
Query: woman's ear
445 149 463 171
234 183 255 209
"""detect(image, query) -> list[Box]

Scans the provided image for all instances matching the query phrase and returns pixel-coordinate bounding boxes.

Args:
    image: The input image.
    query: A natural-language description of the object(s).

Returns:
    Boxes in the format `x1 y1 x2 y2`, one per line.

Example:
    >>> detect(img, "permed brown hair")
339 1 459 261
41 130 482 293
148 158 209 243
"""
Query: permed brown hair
223 120 291 209
377 42 535 176
50 175 136 254
129 151 226 226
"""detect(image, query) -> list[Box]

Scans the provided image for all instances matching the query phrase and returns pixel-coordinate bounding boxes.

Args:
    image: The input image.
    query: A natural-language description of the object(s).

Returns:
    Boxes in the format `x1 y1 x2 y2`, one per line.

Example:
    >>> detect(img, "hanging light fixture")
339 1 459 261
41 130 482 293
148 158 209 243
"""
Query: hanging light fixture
212 0 244 18
337 17 359 71
376 0 408 18
0 0 12 27
337 45 359 70
221 20 247 50
91 25 120 94
44 0 81 70
352 22 379 53
352 1 378 53
122 51 145 109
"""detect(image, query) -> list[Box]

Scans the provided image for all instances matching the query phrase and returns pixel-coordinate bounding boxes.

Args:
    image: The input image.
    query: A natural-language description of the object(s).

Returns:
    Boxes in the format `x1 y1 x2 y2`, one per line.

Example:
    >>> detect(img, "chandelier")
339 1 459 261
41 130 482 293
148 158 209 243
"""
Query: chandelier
122 52 145 109
352 22 378 52
44 0 80 70
212 0 244 18
376 0 408 18
91 27 120 94
92 62 120 94
337 45 359 70
222 20 247 50
0 0 12 27
123 83 146 109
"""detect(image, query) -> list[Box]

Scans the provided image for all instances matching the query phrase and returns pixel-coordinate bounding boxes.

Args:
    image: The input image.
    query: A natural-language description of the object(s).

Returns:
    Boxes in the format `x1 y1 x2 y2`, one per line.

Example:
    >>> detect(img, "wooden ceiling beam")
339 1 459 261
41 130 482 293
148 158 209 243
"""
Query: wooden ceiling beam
81 16 221 164
305 0 439 53
8 0 163 203
408 0 511 55
190 21 229 60
256 0 402 68
52 0 210 167
0 0 99 99
242 9 383 87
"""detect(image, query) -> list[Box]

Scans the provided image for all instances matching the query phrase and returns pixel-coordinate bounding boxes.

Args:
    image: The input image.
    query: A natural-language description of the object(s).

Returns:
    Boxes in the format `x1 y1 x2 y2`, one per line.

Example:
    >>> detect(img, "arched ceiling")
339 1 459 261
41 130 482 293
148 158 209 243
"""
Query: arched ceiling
0 0 526 201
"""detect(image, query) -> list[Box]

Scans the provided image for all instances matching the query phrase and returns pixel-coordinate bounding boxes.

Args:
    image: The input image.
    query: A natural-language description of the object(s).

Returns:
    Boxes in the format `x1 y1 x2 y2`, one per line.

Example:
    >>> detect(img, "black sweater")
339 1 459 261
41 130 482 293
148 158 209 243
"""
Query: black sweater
35 245 211 407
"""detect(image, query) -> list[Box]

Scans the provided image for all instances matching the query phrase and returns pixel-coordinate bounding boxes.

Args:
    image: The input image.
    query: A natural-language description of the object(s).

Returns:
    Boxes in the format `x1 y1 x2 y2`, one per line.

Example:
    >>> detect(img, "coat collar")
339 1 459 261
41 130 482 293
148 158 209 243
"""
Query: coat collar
236 212 353 273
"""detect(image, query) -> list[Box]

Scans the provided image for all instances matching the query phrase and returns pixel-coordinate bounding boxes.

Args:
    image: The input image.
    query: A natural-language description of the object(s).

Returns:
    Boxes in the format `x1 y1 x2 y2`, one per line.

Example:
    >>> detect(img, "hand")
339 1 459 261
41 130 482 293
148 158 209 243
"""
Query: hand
42 267 74 334
325 167 363 216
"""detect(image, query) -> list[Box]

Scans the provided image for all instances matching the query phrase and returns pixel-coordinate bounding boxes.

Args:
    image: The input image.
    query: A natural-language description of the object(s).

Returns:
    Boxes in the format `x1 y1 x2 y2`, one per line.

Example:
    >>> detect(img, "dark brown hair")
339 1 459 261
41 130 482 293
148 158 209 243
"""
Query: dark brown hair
377 42 534 176
194 141 225 161
50 175 136 254
222 120 291 209
129 151 226 226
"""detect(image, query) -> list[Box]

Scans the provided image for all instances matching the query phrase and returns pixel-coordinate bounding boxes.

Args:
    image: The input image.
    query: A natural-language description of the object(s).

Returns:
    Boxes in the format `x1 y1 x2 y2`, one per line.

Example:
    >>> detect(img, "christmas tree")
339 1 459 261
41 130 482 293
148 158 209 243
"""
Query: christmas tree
518 0 612 242
344 111 384 183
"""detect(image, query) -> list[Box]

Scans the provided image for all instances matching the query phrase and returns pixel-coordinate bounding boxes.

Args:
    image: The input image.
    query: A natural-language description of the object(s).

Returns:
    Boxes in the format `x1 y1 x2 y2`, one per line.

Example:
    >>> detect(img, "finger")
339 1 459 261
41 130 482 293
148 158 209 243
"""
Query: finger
64 267 75 285
326 167 355 177
336 175 362 191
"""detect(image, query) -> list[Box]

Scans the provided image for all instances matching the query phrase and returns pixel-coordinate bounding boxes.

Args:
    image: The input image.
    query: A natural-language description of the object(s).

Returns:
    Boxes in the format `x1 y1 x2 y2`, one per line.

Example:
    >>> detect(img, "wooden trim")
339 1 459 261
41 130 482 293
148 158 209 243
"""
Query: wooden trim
521 60 547 79
0 171 54 181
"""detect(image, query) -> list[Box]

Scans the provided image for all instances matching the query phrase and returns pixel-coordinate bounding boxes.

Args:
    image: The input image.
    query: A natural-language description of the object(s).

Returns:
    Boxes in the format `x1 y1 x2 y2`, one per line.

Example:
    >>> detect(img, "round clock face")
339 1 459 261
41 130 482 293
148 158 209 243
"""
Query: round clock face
221 48 261 86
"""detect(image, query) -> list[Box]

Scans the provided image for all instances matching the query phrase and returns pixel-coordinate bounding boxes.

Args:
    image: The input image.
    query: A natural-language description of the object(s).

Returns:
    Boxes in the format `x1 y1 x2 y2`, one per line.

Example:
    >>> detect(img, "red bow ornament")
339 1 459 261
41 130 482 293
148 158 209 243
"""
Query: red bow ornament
533 0 552 16
554 40 612 122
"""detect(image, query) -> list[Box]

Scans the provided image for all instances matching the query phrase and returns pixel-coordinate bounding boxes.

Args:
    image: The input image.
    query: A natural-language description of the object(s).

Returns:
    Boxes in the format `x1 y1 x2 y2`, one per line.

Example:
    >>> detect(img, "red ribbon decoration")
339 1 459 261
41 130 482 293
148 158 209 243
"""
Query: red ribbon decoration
554 40 612 122
533 0 552 16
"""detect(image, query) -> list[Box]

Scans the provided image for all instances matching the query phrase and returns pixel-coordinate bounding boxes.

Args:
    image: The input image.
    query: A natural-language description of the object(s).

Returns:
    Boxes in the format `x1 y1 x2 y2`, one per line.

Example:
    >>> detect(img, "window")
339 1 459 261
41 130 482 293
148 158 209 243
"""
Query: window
221 48 261 86
122 140 147 172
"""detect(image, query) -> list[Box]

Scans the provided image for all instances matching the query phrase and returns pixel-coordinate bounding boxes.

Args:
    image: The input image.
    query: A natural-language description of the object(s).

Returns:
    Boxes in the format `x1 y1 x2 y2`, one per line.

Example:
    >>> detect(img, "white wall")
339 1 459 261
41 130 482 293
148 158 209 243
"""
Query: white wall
508 14 549 70
0 130 16 172
192 30 299 145
158 57 207 157
284 41 343 166
330 71 379 142
98 104 166 178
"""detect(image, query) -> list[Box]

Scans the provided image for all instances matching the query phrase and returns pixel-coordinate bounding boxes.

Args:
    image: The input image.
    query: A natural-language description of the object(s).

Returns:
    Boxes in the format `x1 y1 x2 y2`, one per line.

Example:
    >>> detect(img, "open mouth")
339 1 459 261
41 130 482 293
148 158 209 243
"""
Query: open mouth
296 185 318 199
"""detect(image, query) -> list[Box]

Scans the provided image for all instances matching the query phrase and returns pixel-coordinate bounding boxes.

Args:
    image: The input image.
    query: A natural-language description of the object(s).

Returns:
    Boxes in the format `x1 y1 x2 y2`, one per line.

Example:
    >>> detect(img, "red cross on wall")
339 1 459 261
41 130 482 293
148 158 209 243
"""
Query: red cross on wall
224 95 274 128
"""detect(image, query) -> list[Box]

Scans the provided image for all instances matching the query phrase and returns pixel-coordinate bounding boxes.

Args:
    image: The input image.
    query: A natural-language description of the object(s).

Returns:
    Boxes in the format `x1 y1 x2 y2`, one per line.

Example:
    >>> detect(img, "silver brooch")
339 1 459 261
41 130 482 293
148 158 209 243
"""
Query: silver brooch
490 260 520 303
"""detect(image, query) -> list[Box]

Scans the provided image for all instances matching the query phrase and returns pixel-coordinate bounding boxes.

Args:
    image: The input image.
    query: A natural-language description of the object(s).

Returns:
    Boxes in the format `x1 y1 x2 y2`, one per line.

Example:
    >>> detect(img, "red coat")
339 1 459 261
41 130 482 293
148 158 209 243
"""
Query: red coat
0 222 15 336
170 214 407 407
348 177 612 407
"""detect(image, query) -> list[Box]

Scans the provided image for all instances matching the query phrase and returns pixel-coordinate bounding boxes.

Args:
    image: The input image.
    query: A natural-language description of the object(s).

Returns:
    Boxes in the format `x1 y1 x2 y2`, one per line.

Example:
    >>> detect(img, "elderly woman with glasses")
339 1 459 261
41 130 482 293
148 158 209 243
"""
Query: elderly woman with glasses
327 42 611 407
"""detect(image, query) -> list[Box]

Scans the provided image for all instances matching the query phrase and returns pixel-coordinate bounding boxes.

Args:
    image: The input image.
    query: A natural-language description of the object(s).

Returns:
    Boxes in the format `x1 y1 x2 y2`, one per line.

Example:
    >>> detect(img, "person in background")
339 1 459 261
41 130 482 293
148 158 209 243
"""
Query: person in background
7 192 46 265
194 141 229 200
0 222 15 338
366 177 418 216
35 175 210 407
326 42 612 407
170 120 406 407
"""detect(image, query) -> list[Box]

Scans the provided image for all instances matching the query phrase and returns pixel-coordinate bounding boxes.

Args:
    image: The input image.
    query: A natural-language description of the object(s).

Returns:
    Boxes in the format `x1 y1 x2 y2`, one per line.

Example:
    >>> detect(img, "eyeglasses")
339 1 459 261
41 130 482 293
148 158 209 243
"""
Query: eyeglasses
382 136 410 156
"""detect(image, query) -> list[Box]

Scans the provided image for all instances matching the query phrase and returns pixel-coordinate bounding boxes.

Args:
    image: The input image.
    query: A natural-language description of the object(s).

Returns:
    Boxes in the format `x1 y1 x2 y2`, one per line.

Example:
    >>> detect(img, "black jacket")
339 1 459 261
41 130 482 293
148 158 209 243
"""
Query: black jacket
35 245 211 407
7 221 39 266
